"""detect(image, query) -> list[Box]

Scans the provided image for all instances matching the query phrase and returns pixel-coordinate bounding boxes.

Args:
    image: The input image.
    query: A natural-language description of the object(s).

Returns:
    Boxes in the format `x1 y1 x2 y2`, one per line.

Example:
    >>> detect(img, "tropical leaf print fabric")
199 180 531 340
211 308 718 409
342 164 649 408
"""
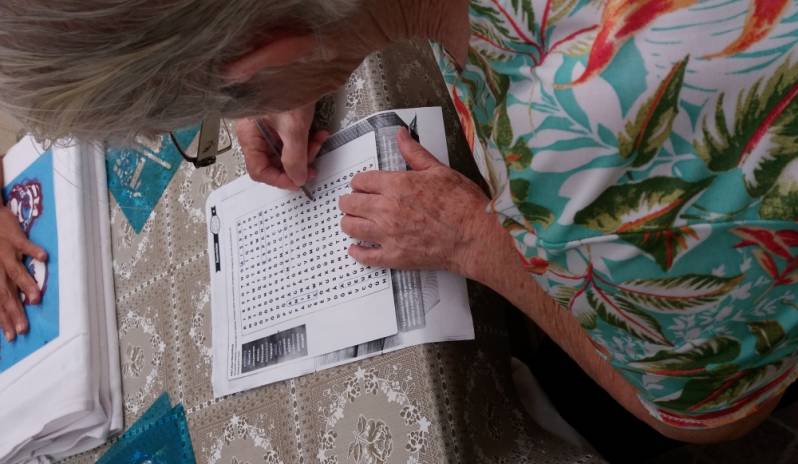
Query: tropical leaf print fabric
432 0 798 428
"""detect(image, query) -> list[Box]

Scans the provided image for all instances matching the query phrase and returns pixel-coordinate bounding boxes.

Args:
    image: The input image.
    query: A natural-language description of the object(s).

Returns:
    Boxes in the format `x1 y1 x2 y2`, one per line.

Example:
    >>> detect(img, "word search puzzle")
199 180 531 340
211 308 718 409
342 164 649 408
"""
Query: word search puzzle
207 107 474 397
208 131 397 395
235 157 391 334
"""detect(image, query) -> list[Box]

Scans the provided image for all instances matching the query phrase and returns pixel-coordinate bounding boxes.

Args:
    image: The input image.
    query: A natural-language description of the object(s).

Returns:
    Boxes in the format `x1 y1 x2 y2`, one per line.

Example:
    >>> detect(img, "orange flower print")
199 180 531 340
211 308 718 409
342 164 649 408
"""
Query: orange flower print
705 0 791 59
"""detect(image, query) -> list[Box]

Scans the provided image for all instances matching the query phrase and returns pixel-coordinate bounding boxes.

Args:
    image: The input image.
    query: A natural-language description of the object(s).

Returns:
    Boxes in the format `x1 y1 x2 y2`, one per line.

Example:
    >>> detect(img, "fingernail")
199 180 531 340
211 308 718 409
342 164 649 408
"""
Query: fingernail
5 331 13 341
16 323 26 333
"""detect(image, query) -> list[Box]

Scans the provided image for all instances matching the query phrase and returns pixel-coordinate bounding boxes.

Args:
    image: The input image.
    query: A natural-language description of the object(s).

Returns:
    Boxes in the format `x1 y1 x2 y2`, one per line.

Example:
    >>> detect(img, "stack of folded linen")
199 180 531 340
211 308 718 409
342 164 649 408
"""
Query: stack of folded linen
0 137 121 463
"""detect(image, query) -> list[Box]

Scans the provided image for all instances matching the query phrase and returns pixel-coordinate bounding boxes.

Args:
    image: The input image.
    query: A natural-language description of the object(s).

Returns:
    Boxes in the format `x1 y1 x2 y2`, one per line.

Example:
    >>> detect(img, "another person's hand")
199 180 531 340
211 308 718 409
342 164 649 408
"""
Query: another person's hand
0 205 46 341
236 103 328 190
339 128 493 275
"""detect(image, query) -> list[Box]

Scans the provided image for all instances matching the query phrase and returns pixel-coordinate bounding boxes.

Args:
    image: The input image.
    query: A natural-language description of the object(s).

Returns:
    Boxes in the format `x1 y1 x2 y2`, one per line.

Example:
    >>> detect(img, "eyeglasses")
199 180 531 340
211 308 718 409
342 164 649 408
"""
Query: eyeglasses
169 116 233 168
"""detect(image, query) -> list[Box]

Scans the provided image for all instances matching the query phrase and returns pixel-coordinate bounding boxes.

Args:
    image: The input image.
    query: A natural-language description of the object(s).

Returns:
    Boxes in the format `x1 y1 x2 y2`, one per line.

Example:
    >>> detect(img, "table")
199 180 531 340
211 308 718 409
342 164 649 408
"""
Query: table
64 42 604 464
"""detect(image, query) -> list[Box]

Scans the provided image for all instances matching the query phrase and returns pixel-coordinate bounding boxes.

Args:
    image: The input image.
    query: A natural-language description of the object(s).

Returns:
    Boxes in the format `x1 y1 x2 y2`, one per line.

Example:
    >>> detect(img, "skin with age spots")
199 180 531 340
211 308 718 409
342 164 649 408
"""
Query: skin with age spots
339 129 490 274
230 0 777 443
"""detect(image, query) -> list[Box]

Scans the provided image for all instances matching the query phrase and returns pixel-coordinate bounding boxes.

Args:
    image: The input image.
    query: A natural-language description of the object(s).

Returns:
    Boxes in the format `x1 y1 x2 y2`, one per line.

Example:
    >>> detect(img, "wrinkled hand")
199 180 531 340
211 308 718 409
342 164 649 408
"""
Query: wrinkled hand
0 206 46 341
339 128 491 274
236 103 329 190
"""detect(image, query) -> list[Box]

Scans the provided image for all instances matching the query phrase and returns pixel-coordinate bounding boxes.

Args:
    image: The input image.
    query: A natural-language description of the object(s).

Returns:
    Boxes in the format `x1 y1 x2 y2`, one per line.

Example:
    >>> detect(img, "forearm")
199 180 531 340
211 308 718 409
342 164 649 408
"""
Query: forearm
459 210 777 443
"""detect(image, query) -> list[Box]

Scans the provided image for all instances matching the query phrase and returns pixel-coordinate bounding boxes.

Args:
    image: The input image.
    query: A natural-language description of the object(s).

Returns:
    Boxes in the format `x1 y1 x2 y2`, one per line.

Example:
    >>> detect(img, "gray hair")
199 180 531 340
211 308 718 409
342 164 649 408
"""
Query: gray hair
0 0 359 142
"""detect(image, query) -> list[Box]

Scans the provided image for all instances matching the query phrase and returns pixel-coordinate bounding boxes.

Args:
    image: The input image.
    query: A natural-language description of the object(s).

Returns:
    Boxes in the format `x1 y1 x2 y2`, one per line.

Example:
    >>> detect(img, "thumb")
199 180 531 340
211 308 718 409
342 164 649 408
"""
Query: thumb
397 128 440 171
280 132 309 186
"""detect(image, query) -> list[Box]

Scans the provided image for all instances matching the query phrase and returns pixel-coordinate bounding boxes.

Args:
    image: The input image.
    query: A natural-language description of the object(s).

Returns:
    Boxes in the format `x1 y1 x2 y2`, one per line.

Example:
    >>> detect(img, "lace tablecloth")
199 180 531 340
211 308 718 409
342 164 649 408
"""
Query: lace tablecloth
64 42 603 464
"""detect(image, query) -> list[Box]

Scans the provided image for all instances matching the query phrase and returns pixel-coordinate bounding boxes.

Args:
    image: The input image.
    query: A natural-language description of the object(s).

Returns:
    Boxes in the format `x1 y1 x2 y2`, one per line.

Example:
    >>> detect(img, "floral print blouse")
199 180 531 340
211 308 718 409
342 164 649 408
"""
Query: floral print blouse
433 0 798 428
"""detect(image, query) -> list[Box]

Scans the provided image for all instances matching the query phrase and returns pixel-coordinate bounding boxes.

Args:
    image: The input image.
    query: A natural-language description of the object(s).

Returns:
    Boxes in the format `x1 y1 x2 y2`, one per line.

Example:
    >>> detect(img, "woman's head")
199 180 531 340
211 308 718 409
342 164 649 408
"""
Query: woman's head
0 0 366 142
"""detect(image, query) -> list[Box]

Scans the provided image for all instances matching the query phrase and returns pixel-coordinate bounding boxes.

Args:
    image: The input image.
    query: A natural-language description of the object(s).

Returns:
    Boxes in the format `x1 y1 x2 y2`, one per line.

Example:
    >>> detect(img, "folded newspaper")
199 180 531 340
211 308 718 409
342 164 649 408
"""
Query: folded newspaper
0 137 121 463
207 107 474 397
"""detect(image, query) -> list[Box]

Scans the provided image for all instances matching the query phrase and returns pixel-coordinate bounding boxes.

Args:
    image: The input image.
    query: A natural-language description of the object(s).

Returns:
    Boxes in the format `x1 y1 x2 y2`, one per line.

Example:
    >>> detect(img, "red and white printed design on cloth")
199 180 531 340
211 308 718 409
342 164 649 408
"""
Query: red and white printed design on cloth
9 180 43 233
8 180 47 303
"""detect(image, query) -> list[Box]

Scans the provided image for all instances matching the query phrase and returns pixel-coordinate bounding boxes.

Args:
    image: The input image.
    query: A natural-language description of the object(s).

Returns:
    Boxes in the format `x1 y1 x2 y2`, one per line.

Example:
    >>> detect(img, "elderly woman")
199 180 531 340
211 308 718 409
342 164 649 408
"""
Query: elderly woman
0 0 796 447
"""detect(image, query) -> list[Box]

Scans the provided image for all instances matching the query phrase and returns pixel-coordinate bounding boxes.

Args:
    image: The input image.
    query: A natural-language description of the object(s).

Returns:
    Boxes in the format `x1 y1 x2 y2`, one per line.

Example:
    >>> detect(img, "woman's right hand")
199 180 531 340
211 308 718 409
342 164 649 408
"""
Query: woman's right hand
236 103 328 191
0 205 46 341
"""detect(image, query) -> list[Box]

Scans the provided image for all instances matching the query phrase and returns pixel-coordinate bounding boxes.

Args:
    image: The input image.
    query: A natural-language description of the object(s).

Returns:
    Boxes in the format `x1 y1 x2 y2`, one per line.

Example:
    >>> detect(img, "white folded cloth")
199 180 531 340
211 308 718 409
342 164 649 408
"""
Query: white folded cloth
0 138 121 464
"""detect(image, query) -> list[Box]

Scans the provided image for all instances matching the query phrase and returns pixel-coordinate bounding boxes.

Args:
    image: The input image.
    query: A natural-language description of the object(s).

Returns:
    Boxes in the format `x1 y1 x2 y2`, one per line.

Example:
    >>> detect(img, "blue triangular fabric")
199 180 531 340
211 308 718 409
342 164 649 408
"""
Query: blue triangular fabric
105 127 199 233
97 393 195 464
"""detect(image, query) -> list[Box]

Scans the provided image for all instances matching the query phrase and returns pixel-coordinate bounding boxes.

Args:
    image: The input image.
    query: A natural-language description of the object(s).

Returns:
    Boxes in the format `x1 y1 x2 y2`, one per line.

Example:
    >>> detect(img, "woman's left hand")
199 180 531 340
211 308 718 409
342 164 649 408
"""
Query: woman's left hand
339 128 492 275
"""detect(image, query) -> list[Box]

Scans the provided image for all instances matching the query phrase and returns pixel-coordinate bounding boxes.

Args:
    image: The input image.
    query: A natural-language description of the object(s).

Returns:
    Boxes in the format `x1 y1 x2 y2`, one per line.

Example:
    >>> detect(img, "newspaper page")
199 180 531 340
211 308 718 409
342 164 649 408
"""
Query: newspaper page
207 107 473 397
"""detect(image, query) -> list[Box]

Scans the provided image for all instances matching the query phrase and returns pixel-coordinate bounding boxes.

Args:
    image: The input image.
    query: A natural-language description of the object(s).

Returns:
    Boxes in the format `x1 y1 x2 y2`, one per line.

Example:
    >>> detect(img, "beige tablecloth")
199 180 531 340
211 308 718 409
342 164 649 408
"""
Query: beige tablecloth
63 42 604 464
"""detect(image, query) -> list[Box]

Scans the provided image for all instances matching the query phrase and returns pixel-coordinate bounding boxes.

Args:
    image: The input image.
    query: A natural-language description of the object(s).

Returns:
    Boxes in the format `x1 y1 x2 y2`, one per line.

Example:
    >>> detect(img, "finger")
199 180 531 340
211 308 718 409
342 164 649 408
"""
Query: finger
351 171 399 194
280 129 310 186
0 306 14 341
15 237 47 262
0 275 20 340
240 130 298 190
246 164 300 191
340 216 382 243
239 120 298 189
7 259 40 304
236 119 275 156
397 128 441 171
307 130 329 164
3 278 27 335
348 244 388 268
260 104 317 186
338 193 383 219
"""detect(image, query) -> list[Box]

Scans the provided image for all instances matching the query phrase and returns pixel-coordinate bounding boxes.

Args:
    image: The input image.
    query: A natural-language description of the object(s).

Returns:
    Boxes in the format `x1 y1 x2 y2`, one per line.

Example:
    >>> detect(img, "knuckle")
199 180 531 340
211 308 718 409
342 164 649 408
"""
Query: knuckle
6 265 21 281
383 216 401 233
351 173 365 189
338 195 350 211
383 249 398 263
361 221 377 237
408 147 426 158
353 173 374 191
387 249 406 265
379 198 398 215
246 169 266 182
340 217 354 235
357 251 378 267
374 204 392 221
241 145 261 160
